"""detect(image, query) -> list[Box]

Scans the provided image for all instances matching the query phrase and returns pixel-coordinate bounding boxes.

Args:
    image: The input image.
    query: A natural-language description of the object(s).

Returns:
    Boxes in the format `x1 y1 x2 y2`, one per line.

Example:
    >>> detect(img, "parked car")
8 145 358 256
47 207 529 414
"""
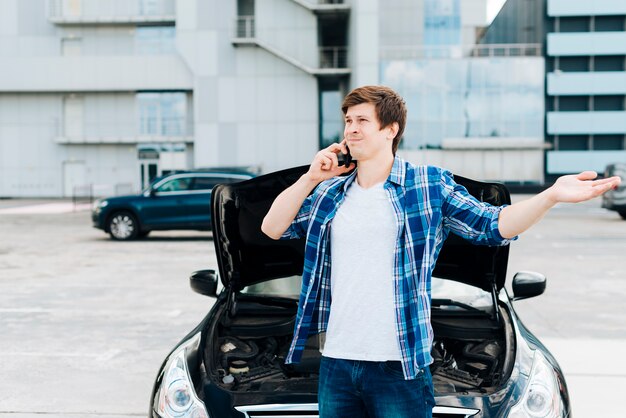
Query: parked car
92 170 255 240
149 166 571 418
602 163 626 219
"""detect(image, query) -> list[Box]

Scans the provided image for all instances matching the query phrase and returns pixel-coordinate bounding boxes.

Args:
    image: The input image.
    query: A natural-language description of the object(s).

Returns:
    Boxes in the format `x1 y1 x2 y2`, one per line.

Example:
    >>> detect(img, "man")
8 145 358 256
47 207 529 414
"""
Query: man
261 86 620 418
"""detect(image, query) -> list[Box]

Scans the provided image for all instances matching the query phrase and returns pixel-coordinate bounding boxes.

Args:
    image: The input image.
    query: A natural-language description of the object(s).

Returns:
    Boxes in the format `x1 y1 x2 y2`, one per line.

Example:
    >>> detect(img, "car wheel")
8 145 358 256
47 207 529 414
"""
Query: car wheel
619 211 626 220
108 211 139 240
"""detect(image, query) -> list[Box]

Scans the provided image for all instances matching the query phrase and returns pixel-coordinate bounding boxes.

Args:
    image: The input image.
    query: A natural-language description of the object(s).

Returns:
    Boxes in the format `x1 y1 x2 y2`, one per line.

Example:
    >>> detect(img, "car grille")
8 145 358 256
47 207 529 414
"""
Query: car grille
234 404 479 418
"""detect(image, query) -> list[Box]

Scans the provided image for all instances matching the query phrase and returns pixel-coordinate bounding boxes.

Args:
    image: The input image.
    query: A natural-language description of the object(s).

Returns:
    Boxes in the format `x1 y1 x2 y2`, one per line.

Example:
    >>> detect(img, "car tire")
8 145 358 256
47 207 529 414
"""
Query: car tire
619 211 626 220
108 211 139 241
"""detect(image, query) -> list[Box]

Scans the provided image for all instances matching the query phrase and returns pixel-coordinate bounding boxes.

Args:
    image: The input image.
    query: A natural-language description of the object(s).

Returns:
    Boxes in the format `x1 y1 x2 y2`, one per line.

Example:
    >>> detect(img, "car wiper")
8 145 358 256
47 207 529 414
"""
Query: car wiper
431 299 490 315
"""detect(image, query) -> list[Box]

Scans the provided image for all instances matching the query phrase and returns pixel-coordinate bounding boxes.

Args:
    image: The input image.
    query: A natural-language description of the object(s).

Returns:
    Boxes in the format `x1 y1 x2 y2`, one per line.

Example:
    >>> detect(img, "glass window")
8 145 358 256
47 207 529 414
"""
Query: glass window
140 0 165 15
558 56 589 72
558 96 589 111
382 56 544 149
558 16 590 32
237 0 255 16
594 56 625 72
156 177 192 192
191 176 243 191
135 26 176 55
137 92 187 136
593 135 624 151
594 96 625 111
557 135 589 151
191 177 219 191
64 96 84 138
423 0 461 47
594 16 625 32
320 90 343 149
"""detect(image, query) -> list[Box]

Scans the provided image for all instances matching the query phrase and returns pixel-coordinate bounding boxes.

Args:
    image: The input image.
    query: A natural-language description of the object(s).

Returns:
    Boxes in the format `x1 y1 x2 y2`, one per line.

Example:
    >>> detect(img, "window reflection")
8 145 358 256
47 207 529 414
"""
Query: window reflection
135 26 176 55
381 57 544 149
157 177 192 192
320 90 343 148
137 92 187 136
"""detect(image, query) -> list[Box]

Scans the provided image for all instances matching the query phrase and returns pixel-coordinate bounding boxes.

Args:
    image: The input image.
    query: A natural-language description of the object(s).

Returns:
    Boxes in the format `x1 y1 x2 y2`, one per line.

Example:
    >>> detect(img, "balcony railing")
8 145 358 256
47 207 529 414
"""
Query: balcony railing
469 43 542 57
380 44 543 60
47 0 176 24
319 47 348 68
235 16 256 39
232 17 349 74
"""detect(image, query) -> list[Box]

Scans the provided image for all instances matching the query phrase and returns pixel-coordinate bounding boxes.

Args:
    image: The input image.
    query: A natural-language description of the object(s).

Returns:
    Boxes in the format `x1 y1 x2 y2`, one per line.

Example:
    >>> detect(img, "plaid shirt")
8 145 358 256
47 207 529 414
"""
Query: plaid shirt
281 157 515 379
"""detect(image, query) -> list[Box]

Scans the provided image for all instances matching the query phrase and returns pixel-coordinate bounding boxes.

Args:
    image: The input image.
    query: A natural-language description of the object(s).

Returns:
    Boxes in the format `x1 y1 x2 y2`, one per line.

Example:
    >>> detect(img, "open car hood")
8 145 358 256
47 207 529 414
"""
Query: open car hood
211 165 511 294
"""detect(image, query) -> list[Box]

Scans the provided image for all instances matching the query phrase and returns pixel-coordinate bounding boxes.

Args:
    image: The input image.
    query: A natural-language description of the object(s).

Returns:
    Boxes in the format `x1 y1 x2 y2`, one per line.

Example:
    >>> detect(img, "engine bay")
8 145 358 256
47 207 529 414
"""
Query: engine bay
208 299 512 395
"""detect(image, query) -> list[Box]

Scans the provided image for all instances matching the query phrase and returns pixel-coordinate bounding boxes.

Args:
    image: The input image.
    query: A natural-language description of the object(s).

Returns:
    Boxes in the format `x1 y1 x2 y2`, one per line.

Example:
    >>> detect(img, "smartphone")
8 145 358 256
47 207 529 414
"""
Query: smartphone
337 145 355 167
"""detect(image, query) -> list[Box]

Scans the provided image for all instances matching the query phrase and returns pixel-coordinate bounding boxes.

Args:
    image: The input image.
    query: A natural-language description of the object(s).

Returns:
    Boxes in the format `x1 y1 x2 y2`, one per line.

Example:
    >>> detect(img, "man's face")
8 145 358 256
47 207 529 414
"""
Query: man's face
343 102 395 161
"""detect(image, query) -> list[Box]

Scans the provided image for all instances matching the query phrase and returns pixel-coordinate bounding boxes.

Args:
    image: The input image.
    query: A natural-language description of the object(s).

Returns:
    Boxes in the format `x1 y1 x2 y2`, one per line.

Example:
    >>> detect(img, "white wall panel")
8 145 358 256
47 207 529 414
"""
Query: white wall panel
548 111 626 134
256 0 317 69
548 72 626 95
351 0 380 86
547 150 626 174
548 32 626 56
0 56 193 92
0 0 18 35
548 0 626 17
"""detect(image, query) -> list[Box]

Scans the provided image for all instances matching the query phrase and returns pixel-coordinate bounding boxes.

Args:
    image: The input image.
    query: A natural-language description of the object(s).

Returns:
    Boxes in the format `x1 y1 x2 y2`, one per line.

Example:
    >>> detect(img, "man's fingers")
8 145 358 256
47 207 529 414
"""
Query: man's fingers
576 171 598 181
328 141 348 155
326 143 343 154
322 151 339 168
319 155 334 170
340 139 348 154
592 176 619 187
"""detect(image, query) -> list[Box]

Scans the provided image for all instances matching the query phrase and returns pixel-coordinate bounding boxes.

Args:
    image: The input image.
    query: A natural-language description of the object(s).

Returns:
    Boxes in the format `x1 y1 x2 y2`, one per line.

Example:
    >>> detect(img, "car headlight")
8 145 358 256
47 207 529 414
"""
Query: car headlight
92 200 108 211
155 333 209 418
508 351 565 418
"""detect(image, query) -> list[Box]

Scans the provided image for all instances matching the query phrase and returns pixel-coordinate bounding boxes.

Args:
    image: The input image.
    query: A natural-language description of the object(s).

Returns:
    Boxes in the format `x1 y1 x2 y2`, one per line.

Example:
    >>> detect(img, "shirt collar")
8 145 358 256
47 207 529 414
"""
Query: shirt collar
387 155 406 187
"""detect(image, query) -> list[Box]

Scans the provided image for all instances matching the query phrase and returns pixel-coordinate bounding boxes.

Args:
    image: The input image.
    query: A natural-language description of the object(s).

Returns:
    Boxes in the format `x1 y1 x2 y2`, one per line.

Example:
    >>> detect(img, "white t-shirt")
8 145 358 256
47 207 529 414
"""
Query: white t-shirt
321 179 402 361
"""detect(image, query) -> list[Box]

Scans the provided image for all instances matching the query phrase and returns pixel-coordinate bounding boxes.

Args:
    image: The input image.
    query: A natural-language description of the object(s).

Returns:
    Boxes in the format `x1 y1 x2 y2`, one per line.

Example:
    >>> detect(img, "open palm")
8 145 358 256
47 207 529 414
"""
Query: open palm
551 171 621 203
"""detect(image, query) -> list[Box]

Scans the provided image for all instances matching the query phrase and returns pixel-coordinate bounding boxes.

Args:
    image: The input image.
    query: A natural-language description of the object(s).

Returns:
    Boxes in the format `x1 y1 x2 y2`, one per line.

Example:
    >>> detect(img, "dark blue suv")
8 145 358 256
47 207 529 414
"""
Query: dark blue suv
92 170 254 240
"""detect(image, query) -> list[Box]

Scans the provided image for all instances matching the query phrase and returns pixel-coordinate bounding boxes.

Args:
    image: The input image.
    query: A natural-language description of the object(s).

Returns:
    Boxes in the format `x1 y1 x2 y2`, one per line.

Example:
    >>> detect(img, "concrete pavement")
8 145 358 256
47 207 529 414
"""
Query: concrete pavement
0 197 624 417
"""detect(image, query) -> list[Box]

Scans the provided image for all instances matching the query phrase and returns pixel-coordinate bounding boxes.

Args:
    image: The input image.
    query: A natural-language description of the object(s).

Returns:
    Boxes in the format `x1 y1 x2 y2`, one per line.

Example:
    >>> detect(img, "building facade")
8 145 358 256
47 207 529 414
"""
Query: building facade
1 0 553 198
483 0 626 180
545 0 626 179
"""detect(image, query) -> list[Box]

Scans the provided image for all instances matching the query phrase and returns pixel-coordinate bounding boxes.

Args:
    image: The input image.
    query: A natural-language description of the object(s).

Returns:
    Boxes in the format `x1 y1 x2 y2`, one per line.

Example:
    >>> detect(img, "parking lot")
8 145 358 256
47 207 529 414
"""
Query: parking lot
0 196 625 417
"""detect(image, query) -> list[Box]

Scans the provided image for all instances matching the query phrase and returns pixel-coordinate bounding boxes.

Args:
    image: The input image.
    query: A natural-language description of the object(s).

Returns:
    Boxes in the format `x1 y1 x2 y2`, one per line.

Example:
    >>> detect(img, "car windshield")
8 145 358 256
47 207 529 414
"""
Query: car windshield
242 276 493 311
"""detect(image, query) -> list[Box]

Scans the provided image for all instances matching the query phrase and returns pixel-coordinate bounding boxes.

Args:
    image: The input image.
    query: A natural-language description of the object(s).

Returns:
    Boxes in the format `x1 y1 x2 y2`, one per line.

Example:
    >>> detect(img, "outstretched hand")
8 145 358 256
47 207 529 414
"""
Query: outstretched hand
549 171 621 204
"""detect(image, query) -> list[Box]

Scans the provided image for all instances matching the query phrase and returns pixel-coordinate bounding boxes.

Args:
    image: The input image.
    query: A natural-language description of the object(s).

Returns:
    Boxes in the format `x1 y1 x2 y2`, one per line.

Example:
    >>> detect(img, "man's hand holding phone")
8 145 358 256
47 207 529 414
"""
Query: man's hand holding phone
306 140 356 184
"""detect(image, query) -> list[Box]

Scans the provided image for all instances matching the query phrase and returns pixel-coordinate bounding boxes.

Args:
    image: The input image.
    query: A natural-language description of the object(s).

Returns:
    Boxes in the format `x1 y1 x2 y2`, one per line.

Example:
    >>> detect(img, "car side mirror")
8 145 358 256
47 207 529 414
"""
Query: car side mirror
512 271 546 301
149 188 157 197
190 269 219 297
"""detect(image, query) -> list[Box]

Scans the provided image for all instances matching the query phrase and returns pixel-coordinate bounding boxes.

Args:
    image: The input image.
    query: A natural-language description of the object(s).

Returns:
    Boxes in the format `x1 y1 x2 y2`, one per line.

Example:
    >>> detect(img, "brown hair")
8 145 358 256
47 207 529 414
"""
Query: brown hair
341 85 407 154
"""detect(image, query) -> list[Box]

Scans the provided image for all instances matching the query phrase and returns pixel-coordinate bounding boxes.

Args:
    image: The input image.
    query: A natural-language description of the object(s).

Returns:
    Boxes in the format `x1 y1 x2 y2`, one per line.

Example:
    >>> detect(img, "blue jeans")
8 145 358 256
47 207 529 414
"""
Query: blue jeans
318 356 435 418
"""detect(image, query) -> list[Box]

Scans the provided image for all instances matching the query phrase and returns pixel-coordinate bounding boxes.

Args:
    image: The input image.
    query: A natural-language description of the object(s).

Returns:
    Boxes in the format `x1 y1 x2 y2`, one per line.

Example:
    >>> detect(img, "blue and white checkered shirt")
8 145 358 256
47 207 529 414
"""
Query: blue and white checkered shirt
281 157 515 379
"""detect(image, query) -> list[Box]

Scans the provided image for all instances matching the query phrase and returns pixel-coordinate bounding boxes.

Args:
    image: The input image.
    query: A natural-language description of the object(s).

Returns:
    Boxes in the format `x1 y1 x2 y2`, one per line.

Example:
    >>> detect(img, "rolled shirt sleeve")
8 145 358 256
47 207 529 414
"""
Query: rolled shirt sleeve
439 169 517 246
280 193 313 240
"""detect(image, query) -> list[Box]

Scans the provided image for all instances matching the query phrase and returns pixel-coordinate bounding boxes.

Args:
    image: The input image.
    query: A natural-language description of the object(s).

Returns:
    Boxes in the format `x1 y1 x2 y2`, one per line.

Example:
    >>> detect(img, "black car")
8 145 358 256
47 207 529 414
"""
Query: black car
602 163 626 220
150 166 571 418
92 170 254 240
